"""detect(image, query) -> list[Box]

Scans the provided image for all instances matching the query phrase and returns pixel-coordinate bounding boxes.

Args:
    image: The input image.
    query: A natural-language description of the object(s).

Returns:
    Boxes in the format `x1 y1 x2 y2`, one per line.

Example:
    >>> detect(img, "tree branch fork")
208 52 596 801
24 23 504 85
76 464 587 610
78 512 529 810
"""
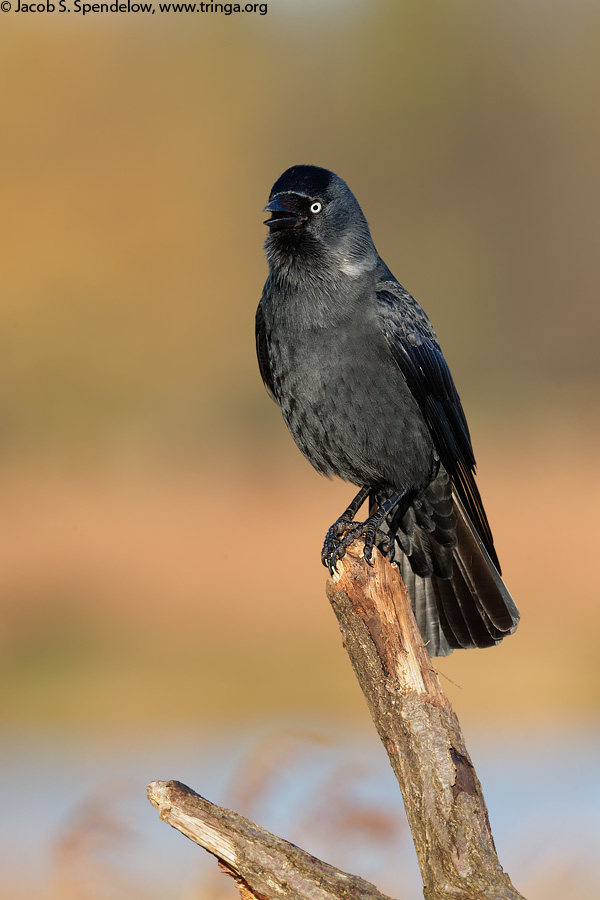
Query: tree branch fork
148 542 526 900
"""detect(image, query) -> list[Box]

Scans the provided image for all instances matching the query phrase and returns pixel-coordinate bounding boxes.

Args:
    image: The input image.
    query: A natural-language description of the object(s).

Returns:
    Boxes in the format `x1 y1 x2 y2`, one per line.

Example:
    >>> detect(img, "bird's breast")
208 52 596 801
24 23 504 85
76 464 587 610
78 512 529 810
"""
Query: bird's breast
266 307 434 490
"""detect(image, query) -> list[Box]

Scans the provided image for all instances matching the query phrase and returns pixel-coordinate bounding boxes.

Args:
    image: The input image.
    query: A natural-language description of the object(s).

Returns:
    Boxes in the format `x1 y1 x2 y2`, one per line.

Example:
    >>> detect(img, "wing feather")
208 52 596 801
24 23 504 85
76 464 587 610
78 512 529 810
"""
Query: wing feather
255 300 276 400
376 282 500 571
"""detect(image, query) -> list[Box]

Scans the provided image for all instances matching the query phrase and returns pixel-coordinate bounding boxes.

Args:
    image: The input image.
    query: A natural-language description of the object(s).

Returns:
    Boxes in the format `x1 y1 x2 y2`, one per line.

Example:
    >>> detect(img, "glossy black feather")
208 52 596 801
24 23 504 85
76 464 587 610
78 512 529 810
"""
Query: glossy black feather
376 282 500 571
255 302 275 400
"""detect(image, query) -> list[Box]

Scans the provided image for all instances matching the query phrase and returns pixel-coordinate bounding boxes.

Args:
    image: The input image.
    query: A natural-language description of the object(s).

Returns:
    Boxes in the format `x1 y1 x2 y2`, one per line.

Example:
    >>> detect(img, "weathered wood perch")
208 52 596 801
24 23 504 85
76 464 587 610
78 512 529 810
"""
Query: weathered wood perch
147 779 394 900
148 541 526 900
326 544 524 900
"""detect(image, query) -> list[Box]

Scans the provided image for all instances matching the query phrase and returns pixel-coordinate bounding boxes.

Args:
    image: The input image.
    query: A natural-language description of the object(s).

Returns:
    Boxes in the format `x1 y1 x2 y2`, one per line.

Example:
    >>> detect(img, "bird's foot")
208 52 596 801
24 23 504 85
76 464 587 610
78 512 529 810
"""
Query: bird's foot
322 520 394 575
321 518 362 575
362 521 395 567
322 487 405 575
321 486 371 574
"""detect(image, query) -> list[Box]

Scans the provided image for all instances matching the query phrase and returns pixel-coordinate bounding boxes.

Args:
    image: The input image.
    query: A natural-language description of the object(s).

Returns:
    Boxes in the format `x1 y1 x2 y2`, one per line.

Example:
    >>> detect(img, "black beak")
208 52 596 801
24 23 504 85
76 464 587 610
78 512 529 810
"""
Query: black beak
263 196 303 230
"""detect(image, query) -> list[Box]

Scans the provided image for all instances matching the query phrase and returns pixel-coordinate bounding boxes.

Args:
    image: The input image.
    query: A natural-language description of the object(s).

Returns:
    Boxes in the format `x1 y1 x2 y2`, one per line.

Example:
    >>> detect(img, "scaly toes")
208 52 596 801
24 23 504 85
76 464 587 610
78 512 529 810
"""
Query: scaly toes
321 521 348 567
363 526 394 566
323 512 396 572
322 522 365 574
321 520 363 570
363 529 376 566
322 535 342 574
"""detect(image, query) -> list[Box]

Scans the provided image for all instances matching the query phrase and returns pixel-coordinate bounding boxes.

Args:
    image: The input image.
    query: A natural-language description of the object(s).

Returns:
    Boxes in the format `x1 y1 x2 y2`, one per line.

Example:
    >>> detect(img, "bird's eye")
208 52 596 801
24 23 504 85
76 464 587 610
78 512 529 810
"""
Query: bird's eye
310 201 323 215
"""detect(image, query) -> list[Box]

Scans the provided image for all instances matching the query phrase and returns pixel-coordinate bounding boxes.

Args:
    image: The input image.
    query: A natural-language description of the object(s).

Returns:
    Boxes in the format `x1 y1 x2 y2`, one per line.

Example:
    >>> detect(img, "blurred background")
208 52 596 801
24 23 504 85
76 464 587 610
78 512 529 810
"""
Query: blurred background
1 1 599 898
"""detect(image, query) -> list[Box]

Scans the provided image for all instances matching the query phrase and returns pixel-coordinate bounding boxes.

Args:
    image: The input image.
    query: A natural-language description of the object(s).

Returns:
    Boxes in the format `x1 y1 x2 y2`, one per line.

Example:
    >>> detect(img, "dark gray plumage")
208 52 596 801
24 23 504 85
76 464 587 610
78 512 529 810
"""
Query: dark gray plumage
256 164 519 656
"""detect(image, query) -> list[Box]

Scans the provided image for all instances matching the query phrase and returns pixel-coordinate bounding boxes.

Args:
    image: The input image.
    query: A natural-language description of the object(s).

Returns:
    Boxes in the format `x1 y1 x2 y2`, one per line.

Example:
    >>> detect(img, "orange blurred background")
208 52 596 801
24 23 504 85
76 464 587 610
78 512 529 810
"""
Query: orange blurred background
1 3 599 899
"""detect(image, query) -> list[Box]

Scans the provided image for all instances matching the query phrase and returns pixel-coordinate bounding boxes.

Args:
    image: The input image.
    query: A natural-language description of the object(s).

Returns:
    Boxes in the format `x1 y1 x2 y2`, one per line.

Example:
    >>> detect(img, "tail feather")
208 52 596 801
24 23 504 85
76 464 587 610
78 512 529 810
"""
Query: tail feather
381 470 519 657
398 562 453 657
453 495 520 635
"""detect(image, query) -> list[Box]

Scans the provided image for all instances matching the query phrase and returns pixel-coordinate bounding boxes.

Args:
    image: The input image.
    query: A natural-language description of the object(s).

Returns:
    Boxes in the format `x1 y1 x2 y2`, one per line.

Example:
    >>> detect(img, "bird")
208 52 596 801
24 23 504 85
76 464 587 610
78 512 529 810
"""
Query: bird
256 164 519 656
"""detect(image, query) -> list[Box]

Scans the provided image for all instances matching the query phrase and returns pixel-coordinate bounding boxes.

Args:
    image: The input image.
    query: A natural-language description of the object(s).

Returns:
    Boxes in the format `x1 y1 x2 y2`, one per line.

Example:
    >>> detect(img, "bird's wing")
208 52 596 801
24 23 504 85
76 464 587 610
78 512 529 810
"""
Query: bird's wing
255 300 276 400
376 281 500 571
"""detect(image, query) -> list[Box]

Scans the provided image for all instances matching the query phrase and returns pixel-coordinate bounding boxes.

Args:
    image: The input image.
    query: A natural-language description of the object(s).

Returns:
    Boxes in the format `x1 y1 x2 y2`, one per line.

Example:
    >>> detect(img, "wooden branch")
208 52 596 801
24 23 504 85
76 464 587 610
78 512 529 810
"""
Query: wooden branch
327 542 525 900
148 539 526 900
147 779 394 900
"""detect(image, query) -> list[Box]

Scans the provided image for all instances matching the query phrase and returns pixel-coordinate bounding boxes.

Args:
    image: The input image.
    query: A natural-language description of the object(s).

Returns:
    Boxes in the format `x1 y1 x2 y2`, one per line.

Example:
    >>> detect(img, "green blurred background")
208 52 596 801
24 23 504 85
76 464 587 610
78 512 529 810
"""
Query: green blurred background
1 1 599 898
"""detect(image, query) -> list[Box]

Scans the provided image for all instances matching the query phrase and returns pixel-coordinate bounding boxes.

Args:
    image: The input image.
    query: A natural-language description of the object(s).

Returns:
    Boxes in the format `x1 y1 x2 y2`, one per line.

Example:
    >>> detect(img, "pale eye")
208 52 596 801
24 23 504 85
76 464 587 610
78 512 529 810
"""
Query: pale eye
310 201 323 214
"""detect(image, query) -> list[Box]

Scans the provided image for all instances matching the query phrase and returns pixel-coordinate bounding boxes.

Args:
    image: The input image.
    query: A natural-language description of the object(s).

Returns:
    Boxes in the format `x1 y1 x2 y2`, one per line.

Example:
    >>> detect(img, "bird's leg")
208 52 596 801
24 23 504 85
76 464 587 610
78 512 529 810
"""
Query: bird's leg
321 486 370 572
322 489 406 574
362 490 405 566
368 492 395 560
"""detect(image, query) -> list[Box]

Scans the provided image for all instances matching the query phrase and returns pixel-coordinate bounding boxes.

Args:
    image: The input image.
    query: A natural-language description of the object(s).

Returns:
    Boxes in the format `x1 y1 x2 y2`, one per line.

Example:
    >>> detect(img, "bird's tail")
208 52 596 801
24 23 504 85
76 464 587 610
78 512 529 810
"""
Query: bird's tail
379 472 520 657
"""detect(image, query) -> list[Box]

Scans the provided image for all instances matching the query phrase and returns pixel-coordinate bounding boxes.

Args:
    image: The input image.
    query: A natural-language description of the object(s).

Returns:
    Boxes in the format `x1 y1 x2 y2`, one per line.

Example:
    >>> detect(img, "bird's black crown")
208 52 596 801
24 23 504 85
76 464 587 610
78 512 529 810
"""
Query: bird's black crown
269 165 335 201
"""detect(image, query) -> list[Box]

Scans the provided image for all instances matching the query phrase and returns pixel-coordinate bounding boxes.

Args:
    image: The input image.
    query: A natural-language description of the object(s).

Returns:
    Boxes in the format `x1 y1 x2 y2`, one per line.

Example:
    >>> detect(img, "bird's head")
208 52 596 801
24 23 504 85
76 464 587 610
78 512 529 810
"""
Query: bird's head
263 165 378 280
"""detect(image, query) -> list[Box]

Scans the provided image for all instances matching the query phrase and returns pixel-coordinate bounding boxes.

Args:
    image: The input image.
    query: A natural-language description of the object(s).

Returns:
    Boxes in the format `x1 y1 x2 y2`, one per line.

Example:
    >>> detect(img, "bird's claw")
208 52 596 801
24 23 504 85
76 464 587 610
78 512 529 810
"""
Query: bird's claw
321 520 362 575
322 522 394 574
363 528 376 567
363 525 395 565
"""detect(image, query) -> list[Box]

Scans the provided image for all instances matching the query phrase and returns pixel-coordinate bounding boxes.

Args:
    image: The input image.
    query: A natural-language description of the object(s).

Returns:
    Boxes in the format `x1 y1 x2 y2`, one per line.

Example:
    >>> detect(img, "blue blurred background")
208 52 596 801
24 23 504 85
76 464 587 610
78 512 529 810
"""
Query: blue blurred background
1 1 599 898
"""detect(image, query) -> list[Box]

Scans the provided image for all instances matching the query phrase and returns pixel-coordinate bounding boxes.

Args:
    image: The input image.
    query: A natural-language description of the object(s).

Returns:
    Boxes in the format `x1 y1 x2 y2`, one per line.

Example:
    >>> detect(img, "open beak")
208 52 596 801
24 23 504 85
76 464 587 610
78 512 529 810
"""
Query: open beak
263 196 303 230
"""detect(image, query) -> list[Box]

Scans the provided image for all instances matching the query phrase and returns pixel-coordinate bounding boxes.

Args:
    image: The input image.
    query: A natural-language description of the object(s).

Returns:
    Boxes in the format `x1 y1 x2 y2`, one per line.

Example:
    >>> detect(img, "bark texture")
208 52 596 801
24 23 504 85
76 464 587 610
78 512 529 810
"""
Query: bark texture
148 540 526 900
327 543 524 900
147 779 394 900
